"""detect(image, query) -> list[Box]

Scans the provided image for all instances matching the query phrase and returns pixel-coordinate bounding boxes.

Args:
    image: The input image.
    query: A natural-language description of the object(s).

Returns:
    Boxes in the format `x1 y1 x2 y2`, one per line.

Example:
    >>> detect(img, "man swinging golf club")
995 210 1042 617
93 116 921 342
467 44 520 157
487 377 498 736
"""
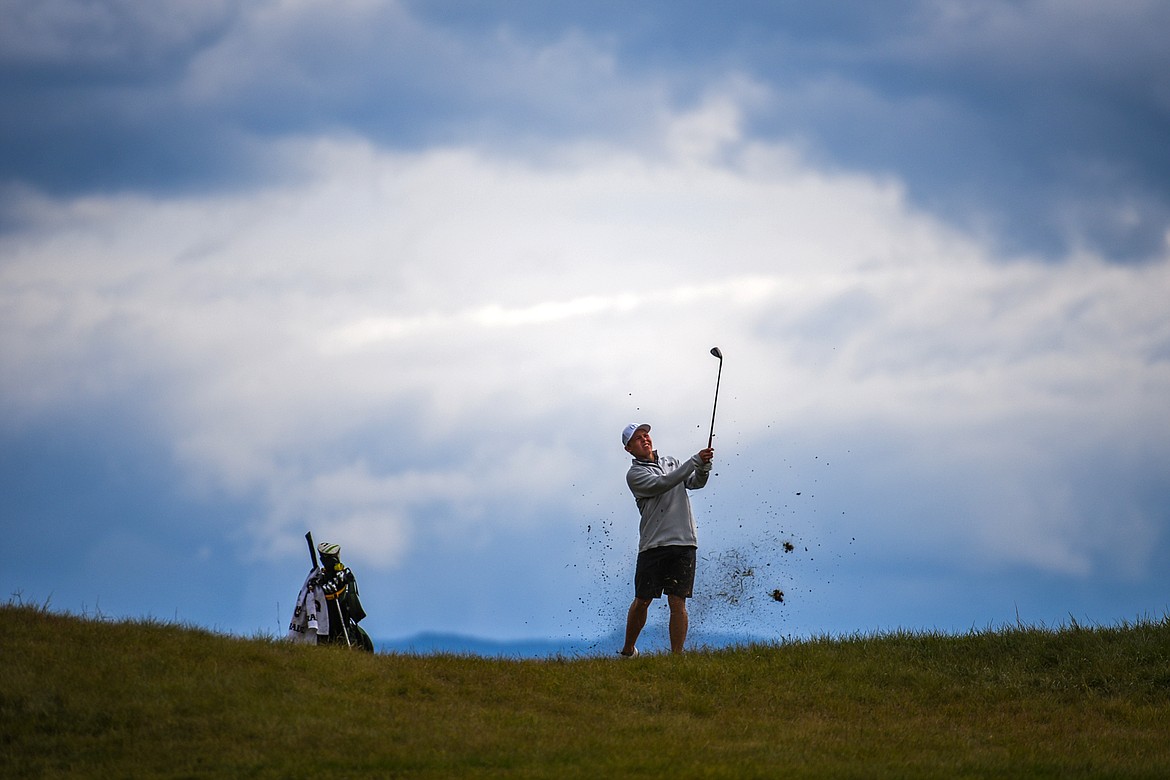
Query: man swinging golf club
619 415 715 656
618 348 721 657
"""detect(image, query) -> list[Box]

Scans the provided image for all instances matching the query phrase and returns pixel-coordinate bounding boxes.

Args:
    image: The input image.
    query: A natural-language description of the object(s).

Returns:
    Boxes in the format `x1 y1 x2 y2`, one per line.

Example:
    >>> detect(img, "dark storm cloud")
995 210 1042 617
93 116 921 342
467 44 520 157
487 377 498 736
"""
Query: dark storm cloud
776 1 1170 263
0 1 248 195
3 1 1168 260
0 0 649 197
529 0 1170 262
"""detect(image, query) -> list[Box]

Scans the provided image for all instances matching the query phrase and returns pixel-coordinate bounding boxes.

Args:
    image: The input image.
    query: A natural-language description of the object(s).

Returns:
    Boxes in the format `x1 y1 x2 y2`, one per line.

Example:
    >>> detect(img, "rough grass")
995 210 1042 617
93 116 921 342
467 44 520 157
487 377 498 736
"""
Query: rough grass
2 602 1168 778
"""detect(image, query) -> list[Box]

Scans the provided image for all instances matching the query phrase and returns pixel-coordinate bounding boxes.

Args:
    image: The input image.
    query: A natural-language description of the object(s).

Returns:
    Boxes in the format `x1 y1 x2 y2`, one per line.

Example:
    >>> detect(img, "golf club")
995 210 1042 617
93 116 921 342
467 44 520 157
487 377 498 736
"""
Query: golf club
708 347 723 448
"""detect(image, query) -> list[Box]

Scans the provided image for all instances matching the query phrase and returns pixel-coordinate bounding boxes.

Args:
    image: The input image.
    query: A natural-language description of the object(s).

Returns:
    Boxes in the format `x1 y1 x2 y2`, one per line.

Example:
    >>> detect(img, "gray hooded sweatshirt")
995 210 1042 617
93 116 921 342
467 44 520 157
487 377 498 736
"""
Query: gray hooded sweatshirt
626 451 711 552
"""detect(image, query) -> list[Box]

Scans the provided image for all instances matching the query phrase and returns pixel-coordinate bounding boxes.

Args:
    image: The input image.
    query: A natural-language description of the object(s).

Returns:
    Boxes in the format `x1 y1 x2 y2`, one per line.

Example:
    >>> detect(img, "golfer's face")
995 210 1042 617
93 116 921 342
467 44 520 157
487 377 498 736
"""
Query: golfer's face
626 429 653 459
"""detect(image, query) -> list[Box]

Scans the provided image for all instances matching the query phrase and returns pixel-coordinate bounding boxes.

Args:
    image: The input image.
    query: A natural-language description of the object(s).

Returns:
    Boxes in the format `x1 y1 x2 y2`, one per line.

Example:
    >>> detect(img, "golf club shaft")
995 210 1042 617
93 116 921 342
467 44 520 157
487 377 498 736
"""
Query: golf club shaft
708 356 722 448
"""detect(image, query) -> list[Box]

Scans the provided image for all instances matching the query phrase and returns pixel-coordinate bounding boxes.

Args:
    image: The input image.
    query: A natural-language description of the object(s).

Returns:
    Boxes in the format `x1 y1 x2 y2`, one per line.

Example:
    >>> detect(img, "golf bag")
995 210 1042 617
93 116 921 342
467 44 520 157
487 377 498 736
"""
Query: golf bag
288 543 375 652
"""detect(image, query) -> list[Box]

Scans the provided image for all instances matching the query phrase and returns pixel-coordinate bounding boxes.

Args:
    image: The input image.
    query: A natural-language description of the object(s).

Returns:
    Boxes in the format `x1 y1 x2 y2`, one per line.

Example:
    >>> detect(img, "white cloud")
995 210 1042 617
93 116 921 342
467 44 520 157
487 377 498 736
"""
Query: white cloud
2 101 1167 592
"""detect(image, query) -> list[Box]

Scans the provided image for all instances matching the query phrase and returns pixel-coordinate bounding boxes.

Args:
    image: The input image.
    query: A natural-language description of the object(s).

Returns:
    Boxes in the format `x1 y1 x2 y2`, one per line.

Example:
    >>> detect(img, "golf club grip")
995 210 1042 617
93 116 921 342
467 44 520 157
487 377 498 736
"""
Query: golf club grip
305 531 318 569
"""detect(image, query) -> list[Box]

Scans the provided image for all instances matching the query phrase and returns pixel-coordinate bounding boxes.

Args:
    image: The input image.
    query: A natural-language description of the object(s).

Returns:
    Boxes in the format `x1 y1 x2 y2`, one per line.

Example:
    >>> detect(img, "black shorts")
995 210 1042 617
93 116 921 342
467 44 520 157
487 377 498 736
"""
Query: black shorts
634 545 697 600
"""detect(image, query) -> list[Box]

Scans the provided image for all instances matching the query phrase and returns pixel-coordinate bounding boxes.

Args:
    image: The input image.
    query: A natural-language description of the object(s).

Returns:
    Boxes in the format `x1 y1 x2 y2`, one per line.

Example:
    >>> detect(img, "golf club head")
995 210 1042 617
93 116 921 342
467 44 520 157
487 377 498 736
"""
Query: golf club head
710 346 722 360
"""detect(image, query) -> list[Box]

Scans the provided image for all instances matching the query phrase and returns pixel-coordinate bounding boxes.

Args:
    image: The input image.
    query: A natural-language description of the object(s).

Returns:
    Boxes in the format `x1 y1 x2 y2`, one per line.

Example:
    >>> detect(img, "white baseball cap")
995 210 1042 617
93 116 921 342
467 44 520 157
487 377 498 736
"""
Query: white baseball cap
621 423 651 447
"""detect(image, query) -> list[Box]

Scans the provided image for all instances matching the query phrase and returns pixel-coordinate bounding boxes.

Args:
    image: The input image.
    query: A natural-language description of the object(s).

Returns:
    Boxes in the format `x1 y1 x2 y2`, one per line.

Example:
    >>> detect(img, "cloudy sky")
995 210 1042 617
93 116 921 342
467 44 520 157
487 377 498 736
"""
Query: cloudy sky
2 0 1168 650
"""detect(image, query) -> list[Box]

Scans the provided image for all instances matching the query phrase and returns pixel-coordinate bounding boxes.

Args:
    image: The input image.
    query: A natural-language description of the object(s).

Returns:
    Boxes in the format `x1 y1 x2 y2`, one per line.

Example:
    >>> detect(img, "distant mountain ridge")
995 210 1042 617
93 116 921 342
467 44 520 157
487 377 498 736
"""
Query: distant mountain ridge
376 629 772 658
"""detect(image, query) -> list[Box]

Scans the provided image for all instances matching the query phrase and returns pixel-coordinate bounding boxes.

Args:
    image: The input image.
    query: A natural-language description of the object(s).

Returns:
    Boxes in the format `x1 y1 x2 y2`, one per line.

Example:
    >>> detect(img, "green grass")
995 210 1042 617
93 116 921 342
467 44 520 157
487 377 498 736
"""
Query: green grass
3 603 1168 778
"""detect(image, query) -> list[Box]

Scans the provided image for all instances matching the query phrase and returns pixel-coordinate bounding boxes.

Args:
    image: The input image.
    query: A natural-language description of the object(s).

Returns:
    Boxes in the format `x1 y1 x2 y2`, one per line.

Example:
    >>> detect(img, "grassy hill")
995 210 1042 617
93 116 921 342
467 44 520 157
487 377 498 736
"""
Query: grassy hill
3 603 1168 778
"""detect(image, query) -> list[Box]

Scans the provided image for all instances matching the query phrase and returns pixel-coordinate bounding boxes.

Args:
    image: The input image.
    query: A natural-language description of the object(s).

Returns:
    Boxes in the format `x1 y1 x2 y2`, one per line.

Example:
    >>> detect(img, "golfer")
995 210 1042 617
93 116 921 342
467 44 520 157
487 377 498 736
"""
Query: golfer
619 422 714 656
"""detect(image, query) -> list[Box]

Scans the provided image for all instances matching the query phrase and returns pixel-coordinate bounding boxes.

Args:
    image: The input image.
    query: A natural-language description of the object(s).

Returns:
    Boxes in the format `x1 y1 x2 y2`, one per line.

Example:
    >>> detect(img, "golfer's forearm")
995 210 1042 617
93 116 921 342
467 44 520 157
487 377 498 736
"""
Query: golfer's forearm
627 460 697 497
